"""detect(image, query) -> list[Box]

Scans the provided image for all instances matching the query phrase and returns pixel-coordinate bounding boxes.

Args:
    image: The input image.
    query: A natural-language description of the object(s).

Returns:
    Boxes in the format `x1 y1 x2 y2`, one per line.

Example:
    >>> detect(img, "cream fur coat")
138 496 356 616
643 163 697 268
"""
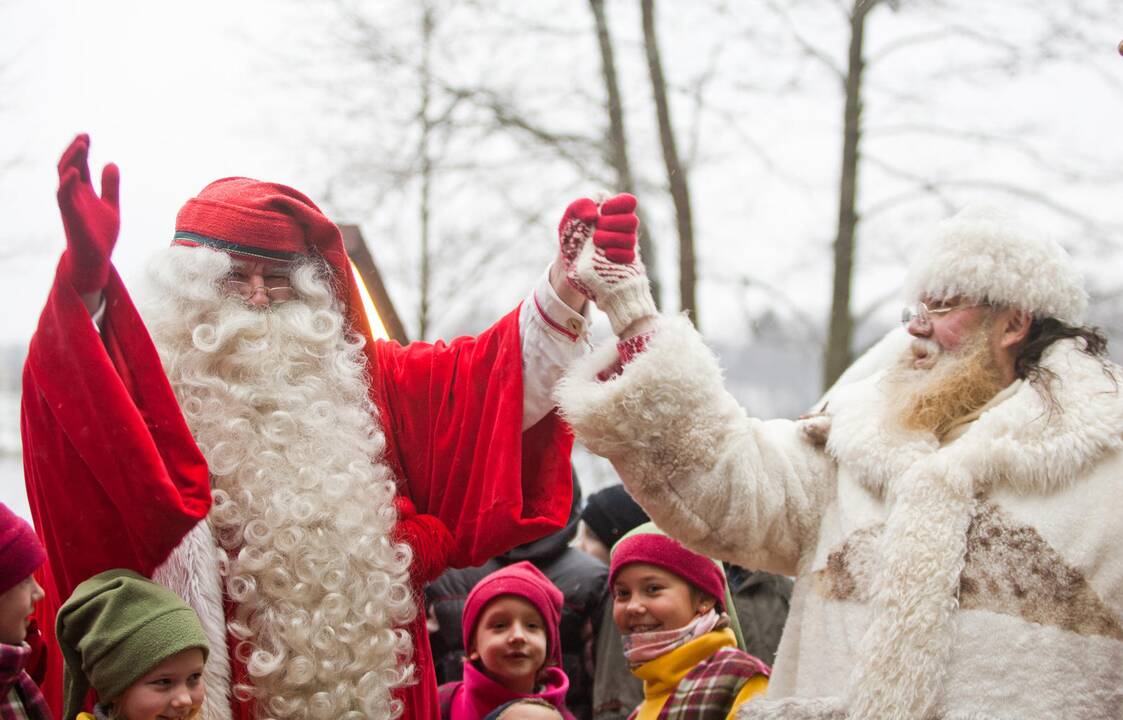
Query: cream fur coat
556 316 1123 720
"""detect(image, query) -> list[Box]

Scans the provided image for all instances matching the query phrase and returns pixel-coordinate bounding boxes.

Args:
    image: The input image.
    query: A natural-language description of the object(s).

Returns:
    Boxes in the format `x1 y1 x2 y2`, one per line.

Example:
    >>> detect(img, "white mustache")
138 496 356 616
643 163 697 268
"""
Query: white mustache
909 338 943 369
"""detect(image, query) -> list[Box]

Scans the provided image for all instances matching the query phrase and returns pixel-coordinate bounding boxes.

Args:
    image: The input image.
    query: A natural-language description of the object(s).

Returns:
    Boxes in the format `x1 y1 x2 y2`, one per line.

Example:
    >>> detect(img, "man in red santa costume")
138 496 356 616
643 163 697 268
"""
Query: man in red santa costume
21 134 639 720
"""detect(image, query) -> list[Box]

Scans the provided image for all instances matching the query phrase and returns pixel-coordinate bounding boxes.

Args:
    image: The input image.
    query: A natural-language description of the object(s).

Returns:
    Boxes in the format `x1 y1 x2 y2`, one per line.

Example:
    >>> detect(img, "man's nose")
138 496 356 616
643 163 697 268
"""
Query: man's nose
246 273 271 308
907 315 932 338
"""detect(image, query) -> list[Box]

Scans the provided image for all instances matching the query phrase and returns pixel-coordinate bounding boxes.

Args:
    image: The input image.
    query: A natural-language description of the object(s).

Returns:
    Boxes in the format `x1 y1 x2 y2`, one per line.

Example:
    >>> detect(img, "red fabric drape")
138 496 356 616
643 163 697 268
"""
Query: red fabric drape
372 308 574 719
22 268 573 720
21 267 211 715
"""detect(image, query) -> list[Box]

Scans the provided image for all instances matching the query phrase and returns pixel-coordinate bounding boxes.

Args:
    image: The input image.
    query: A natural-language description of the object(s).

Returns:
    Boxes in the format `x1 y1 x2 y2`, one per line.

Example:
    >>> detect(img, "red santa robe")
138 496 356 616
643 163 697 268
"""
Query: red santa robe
22 248 574 719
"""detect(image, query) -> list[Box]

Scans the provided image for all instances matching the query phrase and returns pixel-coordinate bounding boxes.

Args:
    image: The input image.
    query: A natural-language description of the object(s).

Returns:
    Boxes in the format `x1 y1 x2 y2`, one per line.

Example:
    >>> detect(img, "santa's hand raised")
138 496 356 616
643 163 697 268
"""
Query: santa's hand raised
557 193 657 337
57 134 120 295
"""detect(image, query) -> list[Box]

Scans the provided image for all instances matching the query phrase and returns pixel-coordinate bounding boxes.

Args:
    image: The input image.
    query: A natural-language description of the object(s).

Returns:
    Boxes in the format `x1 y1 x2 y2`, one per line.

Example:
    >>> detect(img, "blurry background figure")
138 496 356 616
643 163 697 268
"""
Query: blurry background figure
574 485 647 720
573 485 649 566
428 474 606 719
724 565 792 667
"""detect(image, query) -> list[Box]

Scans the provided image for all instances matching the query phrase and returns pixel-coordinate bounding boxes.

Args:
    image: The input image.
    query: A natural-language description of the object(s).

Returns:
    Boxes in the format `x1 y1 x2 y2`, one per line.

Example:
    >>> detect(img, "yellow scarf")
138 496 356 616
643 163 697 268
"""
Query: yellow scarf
631 629 736 720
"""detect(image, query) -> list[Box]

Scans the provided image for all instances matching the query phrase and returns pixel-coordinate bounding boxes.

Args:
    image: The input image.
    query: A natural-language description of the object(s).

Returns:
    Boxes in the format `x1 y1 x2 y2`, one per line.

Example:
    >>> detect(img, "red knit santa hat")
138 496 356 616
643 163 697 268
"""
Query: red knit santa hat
0 502 46 595
173 177 376 351
462 561 564 667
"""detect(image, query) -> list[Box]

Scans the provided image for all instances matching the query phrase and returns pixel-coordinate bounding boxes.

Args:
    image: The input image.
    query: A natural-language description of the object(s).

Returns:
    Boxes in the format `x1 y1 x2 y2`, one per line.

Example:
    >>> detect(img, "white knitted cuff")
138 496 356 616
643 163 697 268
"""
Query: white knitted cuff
598 277 658 336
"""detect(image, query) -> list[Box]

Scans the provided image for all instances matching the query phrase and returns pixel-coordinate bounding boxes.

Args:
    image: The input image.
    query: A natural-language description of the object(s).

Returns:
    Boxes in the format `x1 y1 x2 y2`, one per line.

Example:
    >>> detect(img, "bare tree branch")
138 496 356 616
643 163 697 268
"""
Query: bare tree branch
762 0 847 83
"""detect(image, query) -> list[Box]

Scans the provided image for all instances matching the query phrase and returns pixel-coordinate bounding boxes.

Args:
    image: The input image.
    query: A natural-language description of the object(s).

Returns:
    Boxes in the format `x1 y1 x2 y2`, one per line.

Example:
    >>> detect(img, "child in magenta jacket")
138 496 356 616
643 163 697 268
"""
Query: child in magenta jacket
438 561 576 720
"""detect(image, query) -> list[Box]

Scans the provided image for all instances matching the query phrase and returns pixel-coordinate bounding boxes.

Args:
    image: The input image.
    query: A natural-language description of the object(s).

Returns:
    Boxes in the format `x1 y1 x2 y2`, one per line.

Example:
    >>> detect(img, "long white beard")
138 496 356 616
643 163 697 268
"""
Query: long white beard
140 247 416 720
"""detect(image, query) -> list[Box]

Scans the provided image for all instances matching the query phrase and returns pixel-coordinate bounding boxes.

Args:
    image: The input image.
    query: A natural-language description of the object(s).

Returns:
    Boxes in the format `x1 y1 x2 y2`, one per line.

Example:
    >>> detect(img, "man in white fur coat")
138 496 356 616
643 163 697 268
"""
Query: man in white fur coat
554 203 1123 719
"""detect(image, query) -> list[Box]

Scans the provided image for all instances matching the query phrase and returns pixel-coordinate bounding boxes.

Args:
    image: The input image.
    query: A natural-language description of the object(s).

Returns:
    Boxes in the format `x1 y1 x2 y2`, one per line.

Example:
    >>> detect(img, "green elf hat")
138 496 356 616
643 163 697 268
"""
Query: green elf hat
609 522 747 651
56 569 209 719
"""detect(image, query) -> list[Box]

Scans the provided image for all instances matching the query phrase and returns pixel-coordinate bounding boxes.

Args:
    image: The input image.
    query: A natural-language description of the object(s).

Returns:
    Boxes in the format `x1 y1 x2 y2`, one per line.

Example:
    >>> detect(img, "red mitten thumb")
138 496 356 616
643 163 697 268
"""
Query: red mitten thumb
392 495 454 588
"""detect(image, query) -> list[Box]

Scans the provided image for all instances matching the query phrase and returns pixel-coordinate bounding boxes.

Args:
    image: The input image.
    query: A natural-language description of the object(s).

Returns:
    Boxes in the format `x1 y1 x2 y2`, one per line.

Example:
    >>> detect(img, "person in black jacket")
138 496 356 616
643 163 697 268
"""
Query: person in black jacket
427 477 607 720
573 485 648 720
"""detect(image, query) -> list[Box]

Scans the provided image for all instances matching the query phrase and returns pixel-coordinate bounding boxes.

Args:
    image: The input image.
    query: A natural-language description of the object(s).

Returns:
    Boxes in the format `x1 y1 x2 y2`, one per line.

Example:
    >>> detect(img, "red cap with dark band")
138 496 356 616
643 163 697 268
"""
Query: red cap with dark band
172 176 377 354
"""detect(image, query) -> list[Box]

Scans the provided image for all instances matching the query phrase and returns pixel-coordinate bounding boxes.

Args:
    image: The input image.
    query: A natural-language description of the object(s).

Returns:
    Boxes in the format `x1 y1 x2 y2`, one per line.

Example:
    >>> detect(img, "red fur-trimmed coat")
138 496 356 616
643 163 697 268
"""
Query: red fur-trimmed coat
22 268 574 720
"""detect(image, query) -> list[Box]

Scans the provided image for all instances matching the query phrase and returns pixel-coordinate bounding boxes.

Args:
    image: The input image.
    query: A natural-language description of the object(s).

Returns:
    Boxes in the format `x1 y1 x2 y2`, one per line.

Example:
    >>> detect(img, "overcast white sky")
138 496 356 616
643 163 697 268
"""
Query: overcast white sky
4 0 1122 348
2 0 1122 517
1 0 323 343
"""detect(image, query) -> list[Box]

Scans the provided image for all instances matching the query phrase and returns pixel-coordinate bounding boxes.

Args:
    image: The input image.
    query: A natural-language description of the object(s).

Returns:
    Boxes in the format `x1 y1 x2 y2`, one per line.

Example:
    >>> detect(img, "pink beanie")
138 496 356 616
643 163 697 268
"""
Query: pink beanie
462 561 564 666
0 502 46 594
609 529 726 610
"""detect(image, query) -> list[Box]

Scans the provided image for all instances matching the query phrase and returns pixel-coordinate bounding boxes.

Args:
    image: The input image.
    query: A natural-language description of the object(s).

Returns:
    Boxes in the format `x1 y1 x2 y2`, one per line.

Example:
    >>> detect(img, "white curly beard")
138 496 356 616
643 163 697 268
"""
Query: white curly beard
139 246 417 720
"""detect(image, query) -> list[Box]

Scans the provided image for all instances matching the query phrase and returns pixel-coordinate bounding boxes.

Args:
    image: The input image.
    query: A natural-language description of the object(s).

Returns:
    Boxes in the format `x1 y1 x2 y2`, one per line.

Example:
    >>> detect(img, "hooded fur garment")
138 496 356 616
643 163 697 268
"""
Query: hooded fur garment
555 315 1123 720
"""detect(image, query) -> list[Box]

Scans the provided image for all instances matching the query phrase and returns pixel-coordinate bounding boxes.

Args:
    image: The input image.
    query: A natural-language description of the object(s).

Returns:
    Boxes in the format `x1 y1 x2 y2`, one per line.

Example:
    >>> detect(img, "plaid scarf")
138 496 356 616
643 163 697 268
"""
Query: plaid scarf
623 611 727 667
0 643 51 720
646 647 770 720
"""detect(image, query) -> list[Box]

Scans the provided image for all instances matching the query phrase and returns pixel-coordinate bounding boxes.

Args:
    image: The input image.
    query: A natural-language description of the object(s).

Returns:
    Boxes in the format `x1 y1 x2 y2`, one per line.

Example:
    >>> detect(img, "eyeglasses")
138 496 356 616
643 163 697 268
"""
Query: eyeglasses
900 301 985 328
223 279 296 303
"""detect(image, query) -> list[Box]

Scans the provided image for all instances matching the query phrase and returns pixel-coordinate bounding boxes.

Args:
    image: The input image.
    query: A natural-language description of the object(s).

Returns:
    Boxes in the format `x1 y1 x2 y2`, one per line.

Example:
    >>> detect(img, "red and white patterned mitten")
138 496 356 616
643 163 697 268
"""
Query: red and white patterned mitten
557 193 657 336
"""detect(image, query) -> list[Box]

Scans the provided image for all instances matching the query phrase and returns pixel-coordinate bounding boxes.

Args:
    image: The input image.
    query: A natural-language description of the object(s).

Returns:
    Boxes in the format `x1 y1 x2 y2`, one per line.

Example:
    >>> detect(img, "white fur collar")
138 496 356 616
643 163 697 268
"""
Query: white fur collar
827 338 1123 501
818 338 1123 718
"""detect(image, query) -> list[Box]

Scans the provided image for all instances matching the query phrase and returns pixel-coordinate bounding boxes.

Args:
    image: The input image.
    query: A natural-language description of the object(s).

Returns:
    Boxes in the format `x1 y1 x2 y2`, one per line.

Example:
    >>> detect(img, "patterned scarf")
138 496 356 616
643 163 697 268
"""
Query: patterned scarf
621 610 728 668
0 643 52 720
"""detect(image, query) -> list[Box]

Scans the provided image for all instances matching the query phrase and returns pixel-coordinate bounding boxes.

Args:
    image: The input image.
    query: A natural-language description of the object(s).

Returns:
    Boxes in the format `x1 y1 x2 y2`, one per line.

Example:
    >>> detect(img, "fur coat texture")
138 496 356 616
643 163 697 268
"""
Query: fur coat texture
556 315 1123 720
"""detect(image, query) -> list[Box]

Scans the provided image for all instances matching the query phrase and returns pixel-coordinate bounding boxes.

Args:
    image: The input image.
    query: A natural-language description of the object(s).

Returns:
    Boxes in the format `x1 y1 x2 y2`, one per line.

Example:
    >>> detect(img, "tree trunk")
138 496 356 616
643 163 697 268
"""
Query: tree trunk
417 3 435 340
641 0 696 323
822 0 874 390
589 0 661 308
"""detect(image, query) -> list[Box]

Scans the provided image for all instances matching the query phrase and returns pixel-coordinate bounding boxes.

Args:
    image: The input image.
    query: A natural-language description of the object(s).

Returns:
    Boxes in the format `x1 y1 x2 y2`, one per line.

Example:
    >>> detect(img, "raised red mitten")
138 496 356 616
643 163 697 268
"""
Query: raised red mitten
56 134 120 294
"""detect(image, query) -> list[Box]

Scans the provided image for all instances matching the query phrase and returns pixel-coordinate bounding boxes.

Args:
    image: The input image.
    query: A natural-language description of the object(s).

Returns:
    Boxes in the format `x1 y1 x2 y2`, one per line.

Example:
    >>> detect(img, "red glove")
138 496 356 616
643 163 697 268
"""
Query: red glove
557 192 656 335
57 134 120 294
391 494 454 588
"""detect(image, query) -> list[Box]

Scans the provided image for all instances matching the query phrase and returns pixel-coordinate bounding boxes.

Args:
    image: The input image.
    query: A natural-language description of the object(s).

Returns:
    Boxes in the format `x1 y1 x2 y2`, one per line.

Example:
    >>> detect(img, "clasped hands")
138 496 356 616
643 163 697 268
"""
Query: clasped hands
551 193 657 339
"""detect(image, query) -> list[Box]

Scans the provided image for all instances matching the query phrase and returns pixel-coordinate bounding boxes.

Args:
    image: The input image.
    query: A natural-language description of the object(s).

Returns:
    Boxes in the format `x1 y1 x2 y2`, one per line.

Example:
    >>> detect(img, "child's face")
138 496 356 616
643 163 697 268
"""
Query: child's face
114 647 205 720
470 595 548 695
0 575 44 646
612 563 713 635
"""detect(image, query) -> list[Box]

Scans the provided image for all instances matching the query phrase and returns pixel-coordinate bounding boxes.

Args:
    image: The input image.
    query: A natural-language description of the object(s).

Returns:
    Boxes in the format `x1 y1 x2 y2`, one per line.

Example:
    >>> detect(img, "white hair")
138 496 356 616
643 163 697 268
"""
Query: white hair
138 246 416 720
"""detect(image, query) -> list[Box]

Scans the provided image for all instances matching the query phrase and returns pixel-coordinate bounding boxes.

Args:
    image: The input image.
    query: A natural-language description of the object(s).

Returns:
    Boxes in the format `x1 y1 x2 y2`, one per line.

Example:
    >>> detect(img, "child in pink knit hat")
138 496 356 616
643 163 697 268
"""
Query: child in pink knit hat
438 561 575 720
0 502 51 720
610 523 769 719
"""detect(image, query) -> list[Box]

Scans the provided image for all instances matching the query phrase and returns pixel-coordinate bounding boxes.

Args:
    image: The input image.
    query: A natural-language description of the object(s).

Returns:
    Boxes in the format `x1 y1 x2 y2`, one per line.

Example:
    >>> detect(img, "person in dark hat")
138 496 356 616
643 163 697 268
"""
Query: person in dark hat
23 133 639 720
570 484 649 720
574 484 649 566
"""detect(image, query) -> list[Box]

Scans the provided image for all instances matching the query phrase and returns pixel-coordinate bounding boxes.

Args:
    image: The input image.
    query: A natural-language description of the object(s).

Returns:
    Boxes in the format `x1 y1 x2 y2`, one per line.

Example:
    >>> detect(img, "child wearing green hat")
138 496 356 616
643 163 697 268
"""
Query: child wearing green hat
56 569 210 720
